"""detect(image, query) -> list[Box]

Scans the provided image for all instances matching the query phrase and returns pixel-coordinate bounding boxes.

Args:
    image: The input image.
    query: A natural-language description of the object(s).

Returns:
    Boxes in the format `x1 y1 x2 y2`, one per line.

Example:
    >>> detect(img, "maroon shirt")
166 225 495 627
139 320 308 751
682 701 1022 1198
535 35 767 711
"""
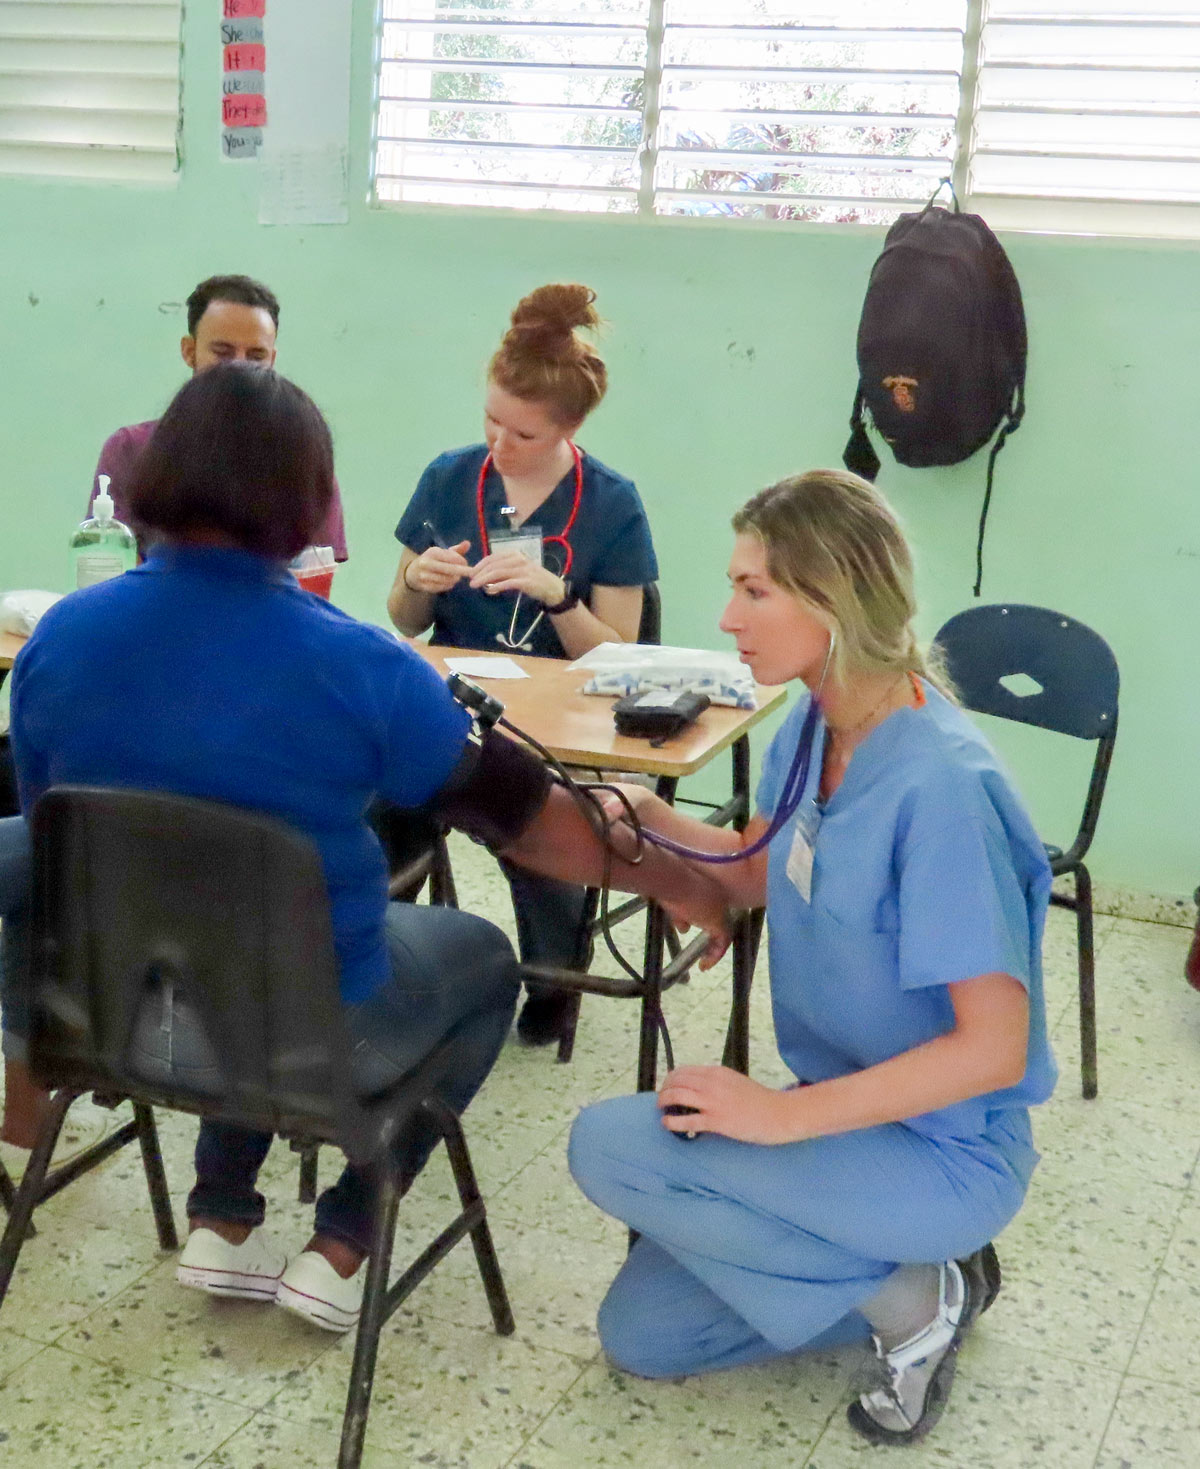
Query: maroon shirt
89 419 349 561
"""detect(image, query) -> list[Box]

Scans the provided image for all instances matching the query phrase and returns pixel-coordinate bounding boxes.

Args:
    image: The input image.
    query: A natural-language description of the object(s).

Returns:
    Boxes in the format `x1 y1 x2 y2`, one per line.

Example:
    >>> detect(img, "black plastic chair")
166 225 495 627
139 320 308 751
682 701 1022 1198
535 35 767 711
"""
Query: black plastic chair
0 787 513 1469
934 604 1119 1099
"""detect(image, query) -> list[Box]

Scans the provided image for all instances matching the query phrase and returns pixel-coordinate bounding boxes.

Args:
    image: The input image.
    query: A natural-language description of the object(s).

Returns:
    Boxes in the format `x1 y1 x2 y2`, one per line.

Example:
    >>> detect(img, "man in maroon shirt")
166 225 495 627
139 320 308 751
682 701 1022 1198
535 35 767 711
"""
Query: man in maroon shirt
88 273 348 560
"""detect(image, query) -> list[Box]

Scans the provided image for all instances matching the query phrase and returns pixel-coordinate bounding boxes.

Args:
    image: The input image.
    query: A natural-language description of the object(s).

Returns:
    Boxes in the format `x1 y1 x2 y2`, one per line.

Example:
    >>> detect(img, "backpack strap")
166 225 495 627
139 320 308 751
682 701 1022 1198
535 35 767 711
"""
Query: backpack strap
973 389 1024 597
920 175 960 217
843 386 881 483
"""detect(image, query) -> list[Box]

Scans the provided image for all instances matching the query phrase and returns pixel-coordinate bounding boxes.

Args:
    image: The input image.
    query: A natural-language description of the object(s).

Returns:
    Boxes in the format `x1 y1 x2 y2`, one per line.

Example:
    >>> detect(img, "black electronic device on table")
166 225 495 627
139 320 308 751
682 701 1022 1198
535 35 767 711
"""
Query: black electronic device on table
612 690 710 744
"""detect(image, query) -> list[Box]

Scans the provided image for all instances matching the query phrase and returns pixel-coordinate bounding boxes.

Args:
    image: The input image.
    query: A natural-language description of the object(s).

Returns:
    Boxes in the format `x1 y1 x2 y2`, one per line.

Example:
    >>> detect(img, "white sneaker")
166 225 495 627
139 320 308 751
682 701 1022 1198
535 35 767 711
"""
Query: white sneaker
848 1259 970 1444
276 1248 364 1333
0 1094 131 1183
176 1227 287 1302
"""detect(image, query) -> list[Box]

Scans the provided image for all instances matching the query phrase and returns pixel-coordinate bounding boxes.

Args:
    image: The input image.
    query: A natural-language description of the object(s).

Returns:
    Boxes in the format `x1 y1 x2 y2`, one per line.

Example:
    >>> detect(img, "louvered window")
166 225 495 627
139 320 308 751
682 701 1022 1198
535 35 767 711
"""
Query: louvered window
971 1 1200 237
372 1 1200 237
374 1 967 221
0 0 182 184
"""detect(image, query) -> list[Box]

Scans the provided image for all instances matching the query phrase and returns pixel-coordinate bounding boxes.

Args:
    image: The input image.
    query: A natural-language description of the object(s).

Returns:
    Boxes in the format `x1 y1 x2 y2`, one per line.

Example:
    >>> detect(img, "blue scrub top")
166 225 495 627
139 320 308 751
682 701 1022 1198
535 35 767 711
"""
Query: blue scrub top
11 546 472 1006
395 444 658 657
756 681 1057 1141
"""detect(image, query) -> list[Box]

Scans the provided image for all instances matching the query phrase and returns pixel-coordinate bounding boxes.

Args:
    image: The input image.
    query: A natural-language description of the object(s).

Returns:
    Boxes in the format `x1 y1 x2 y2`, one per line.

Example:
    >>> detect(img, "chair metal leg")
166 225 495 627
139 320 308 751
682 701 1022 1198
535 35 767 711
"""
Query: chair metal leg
296 1142 319 1204
133 1103 179 1252
437 1103 514 1336
1075 865 1098 1100
554 992 583 1065
0 1089 75 1310
722 907 764 1075
0 1158 17 1215
338 1164 403 1469
430 834 459 909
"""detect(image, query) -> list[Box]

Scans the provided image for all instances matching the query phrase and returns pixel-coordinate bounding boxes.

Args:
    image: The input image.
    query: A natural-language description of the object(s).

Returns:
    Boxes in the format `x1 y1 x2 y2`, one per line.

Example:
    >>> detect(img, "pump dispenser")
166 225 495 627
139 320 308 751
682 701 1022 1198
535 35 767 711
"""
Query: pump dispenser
70 475 137 589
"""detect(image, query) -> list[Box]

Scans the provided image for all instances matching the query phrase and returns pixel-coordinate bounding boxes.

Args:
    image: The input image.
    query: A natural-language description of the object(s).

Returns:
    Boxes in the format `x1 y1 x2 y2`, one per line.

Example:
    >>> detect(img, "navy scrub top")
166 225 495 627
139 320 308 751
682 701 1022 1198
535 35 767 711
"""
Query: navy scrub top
756 681 1057 1143
395 444 658 658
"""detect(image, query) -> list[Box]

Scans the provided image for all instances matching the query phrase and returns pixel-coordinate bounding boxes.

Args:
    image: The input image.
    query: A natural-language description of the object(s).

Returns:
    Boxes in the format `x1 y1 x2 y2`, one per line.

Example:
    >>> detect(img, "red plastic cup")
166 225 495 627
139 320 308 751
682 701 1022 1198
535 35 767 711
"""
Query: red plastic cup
296 567 334 599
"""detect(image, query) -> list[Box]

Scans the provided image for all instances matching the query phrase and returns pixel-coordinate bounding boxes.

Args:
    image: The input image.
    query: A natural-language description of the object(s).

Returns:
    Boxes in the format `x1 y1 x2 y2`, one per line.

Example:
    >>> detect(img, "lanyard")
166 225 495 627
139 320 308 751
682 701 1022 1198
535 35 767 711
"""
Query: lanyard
475 441 583 578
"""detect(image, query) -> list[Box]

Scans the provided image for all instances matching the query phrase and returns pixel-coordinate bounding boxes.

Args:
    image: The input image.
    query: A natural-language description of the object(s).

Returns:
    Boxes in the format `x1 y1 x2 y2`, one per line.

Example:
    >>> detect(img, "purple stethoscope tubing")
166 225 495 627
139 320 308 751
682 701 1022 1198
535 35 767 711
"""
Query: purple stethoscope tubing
638 695 819 864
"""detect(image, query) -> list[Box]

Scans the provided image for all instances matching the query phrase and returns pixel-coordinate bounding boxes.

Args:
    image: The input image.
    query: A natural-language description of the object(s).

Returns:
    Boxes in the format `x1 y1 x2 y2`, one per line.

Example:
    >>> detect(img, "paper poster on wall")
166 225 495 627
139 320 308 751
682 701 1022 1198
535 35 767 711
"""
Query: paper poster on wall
221 0 267 159
257 0 352 225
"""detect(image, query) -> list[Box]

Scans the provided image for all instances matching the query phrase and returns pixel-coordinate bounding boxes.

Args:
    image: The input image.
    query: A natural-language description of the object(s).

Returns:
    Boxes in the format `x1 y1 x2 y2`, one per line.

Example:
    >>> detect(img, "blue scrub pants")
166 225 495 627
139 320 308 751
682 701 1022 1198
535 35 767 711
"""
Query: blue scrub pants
568 1092 1037 1379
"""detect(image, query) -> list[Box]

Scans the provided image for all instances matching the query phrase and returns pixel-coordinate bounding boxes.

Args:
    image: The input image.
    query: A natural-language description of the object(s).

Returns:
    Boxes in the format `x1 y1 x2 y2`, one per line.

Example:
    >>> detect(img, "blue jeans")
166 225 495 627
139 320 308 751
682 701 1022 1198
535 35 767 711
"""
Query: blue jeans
0 814 30 1062
158 904 519 1254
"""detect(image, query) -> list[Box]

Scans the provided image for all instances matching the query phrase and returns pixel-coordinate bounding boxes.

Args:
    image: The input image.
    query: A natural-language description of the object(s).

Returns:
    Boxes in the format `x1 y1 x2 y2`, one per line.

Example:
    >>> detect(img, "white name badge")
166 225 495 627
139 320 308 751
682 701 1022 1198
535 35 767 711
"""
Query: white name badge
786 802 820 903
491 525 543 567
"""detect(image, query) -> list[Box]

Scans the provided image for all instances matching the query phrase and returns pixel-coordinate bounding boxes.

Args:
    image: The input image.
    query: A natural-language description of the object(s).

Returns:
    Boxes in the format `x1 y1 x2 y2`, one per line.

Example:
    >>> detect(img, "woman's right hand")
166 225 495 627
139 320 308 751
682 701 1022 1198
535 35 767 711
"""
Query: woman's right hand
404 541 472 596
663 870 731 971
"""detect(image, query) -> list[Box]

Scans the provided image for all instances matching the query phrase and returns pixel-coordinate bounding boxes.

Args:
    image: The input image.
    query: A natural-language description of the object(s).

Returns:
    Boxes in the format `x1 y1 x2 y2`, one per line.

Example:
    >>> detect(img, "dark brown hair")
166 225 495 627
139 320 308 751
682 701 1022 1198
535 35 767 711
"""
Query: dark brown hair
488 283 607 427
185 274 280 336
128 365 334 561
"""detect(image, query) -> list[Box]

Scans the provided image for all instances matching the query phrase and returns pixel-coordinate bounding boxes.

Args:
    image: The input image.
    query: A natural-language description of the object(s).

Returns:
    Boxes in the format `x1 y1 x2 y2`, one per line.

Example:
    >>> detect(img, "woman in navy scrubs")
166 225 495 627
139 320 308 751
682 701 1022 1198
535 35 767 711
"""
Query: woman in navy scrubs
388 284 658 1045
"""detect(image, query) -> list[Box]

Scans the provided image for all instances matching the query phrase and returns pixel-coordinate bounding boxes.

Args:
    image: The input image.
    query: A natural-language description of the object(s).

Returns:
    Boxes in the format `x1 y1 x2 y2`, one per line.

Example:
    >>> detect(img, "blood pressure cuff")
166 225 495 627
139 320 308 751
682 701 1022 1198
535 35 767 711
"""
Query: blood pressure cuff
424 724 552 851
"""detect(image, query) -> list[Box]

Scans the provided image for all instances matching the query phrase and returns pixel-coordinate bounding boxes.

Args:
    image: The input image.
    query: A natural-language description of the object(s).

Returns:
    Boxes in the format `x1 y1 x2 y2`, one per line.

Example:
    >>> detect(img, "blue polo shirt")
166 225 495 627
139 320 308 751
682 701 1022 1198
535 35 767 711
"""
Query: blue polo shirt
756 682 1057 1142
10 546 472 1005
395 443 658 657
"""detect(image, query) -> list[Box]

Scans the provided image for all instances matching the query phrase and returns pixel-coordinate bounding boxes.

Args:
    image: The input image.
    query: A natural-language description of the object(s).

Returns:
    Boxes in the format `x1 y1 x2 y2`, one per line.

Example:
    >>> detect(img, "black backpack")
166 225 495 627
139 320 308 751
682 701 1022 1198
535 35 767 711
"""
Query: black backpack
843 186 1026 596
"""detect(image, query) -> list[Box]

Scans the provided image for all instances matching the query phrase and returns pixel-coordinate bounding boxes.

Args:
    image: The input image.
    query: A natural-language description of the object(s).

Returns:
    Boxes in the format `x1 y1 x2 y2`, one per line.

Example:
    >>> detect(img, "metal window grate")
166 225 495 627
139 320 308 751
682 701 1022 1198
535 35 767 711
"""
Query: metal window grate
971 1 1200 234
0 0 182 183
375 0 1200 236
373 0 967 222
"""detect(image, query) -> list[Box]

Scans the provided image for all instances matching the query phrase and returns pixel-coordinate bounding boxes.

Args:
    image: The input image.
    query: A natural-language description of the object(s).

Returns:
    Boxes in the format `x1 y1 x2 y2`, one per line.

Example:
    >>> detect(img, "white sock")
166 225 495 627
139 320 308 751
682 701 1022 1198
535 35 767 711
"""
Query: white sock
861 1263 941 1351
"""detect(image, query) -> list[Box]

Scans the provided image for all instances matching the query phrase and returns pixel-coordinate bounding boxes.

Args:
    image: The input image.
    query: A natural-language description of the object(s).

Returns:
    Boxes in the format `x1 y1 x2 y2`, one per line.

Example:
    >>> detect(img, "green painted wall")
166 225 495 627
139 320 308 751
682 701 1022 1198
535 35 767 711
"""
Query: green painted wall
3 2 1199 896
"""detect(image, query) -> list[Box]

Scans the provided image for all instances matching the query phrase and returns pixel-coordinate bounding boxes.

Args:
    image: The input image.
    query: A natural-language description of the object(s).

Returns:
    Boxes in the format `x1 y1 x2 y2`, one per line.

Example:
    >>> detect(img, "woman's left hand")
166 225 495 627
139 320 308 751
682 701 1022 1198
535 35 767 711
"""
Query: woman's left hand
469 550 567 606
657 1066 798 1145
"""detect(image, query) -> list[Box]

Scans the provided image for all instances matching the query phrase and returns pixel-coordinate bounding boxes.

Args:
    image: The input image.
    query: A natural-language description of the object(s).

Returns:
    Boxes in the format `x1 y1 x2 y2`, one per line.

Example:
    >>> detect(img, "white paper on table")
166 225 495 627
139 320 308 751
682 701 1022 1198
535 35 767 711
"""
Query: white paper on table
443 656 530 680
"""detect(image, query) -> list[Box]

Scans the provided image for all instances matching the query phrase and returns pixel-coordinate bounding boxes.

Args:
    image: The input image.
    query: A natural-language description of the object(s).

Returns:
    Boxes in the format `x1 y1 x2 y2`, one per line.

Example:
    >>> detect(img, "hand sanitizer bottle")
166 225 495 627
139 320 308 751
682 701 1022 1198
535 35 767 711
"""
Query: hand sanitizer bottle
70 476 137 589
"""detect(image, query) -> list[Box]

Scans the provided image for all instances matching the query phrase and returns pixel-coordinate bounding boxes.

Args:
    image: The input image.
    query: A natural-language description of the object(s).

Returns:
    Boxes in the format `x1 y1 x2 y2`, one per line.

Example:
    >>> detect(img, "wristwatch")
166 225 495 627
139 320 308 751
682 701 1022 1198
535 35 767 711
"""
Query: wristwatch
545 579 580 615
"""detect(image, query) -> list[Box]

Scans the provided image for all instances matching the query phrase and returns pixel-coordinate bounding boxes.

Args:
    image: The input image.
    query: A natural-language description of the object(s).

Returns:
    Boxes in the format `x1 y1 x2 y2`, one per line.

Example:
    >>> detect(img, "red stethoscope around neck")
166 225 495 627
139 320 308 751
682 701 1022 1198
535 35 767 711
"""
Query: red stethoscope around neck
475 440 583 578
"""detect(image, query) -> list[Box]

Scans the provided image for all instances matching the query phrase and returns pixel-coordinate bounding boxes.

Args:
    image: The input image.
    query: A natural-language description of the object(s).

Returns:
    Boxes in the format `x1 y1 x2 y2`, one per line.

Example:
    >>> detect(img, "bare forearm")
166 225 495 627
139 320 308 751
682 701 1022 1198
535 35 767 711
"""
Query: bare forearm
387 581 434 638
548 601 626 660
501 785 725 913
781 1022 1026 1142
618 798 767 909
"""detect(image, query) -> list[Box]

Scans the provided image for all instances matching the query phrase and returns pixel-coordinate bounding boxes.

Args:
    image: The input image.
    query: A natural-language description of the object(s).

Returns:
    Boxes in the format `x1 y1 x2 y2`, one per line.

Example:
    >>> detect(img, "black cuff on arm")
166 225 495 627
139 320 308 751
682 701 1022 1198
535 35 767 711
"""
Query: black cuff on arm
425 725 552 850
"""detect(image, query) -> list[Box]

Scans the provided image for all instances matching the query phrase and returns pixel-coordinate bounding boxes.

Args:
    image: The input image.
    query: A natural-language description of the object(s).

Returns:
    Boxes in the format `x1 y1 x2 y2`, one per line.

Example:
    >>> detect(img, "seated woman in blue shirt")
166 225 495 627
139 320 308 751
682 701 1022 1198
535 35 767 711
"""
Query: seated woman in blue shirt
387 283 658 1046
6 365 724 1335
569 469 1056 1446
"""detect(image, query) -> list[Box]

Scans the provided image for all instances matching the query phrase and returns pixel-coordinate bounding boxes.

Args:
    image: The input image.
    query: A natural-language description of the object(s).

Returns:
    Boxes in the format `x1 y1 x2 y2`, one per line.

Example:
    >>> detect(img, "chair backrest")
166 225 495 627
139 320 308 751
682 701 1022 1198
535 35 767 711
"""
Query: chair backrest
933 604 1119 864
638 582 662 646
29 786 367 1148
933 604 1118 741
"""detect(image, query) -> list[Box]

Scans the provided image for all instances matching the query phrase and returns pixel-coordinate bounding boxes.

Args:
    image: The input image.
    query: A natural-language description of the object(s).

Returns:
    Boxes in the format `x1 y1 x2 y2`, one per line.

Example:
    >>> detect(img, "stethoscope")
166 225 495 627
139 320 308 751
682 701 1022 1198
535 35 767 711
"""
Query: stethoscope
639 634 834 864
475 442 583 652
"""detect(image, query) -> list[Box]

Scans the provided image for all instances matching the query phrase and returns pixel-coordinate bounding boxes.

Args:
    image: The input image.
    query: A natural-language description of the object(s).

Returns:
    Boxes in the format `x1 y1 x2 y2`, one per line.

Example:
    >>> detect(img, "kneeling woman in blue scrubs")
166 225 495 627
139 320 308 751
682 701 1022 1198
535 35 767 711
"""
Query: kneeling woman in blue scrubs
569 469 1056 1445
387 283 658 1045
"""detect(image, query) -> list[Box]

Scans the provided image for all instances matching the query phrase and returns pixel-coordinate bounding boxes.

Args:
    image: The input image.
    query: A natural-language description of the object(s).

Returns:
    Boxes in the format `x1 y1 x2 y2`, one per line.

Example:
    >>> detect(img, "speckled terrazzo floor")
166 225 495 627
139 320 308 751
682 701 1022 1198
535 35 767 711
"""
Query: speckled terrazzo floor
2 831 1199 1469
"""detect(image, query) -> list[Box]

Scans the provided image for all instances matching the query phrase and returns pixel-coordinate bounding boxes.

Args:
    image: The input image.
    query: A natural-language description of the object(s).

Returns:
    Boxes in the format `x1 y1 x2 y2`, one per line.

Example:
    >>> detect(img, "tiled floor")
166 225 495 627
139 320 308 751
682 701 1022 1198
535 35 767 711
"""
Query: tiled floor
2 833 1199 1468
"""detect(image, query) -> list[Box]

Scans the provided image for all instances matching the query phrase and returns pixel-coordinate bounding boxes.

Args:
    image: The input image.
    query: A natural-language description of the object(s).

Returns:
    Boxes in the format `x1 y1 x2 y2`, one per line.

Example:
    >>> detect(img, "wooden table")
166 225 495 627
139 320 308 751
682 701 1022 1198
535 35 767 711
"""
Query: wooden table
416 644 787 1087
0 630 25 671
